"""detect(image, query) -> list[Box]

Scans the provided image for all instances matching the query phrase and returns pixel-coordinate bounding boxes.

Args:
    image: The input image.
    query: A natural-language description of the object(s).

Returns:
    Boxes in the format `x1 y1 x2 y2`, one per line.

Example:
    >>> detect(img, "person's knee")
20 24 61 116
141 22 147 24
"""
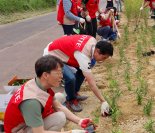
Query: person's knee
97 27 103 36
56 112 66 127
55 92 66 104
106 26 111 30
44 112 66 131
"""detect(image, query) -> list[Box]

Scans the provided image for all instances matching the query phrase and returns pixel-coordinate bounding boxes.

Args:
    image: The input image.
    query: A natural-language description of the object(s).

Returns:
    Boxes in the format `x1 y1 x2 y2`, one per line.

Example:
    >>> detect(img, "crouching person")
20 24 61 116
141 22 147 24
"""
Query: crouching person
4 55 91 133
97 8 121 41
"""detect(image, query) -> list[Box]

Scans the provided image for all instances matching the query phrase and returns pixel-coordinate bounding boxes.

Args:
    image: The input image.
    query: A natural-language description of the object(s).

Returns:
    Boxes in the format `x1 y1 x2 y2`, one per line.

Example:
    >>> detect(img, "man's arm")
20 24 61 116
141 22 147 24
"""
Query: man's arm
74 51 105 102
53 100 81 124
83 71 105 103
63 0 80 22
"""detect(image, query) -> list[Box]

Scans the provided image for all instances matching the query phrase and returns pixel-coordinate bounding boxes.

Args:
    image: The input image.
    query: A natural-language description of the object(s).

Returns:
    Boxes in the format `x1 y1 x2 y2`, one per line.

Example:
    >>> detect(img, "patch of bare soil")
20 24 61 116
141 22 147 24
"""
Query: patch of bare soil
64 13 155 133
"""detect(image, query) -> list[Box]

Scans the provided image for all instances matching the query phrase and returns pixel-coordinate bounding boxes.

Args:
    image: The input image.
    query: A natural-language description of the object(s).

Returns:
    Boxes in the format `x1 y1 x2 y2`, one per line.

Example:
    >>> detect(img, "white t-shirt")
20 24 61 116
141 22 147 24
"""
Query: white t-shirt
74 50 94 73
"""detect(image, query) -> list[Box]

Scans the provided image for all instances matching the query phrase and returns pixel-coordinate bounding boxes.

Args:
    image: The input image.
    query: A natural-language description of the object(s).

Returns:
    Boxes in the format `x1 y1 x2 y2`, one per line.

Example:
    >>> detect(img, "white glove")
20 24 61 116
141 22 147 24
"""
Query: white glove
80 18 85 23
101 101 110 116
71 129 87 133
86 15 91 22
54 92 66 104
140 7 143 11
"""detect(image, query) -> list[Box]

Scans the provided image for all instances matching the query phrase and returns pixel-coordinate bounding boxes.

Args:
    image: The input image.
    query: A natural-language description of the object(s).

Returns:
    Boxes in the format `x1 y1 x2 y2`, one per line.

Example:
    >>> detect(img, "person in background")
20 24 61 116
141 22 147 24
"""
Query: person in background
114 0 123 12
43 35 113 115
57 0 85 35
82 0 102 38
97 8 121 41
140 0 155 18
4 55 92 133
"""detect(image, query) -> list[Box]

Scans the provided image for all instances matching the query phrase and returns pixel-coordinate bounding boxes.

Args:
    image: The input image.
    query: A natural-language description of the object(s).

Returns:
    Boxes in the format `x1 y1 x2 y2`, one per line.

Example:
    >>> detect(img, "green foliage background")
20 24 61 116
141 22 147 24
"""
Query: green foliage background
0 0 56 14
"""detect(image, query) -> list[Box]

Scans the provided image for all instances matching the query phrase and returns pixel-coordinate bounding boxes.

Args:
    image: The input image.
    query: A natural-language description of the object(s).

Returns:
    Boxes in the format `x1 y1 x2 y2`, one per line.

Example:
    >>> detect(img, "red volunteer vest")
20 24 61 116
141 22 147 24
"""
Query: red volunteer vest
57 0 78 24
4 79 55 133
100 17 112 27
48 35 91 67
86 0 99 18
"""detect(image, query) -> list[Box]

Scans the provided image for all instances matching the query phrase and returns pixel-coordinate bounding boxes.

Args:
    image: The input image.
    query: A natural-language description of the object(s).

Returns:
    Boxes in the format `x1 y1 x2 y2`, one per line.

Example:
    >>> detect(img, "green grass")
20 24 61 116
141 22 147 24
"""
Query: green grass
0 0 56 15
0 8 55 24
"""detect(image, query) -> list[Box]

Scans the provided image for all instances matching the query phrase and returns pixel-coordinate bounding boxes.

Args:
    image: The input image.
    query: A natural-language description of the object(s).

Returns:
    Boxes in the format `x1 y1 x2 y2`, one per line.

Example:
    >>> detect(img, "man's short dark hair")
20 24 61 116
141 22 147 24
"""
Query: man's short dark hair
95 41 113 56
35 55 63 77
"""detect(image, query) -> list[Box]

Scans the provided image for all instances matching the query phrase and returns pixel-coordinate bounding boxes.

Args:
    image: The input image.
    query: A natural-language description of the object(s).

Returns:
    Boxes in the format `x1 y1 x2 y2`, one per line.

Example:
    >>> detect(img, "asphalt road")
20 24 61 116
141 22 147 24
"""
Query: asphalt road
0 11 63 90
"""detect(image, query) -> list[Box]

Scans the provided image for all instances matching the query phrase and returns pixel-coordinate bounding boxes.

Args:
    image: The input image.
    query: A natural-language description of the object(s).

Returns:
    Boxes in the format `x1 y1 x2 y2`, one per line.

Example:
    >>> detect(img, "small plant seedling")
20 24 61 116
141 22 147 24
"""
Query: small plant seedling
144 119 155 133
143 98 153 116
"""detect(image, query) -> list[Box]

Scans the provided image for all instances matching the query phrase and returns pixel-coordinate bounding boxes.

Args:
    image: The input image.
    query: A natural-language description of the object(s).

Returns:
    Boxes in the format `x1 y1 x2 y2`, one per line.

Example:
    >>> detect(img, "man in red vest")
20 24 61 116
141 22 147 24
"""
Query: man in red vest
97 8 121 41
82 0 102 38
4 55 91 133
57 0 85 35
43 35 113 114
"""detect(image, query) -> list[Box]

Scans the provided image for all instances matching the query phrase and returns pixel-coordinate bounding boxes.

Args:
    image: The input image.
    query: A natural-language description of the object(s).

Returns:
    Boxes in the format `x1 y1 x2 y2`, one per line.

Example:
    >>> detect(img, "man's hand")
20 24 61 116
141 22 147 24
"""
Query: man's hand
86 15 91 22
78 118 92 128
101 101 111 116
100 13 106 20
80 18 85 24
71 130 88 133
140 7 143 11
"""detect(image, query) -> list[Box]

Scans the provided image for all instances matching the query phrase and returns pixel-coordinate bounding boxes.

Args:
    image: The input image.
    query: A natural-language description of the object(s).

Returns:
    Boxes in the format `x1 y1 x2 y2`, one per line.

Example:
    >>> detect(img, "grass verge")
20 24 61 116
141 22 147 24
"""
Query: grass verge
0 7 55 24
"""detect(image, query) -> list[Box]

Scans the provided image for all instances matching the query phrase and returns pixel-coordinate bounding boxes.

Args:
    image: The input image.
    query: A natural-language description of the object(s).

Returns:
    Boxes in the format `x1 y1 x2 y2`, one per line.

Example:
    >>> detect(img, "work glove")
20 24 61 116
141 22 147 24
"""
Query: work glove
101 101 111 116
140 7 143 11
79 18 85 24
78 118 92 128
86 15 91 22
71 130 88 133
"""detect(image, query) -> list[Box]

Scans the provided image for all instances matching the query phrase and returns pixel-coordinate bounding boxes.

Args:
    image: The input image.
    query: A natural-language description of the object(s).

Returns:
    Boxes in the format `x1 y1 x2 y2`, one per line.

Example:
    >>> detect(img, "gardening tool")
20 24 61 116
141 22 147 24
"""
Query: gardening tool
84 122 97 133
134 10 142 31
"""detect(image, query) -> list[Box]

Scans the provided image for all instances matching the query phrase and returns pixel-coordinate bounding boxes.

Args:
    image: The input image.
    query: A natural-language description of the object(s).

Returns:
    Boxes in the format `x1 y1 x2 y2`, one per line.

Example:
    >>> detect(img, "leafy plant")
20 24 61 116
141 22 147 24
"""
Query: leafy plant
91 108 100 124
136 87 143 105
112 128 122 133
143 98 153 116
144 119 155 133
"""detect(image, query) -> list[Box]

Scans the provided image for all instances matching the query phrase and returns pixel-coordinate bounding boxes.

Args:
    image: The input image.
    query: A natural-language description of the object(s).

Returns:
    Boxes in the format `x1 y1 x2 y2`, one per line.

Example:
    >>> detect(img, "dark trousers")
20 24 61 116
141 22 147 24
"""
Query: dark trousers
106 1 113 8
97 26 117 41
63 64 85 101
62 24 75 35
86 18 97 38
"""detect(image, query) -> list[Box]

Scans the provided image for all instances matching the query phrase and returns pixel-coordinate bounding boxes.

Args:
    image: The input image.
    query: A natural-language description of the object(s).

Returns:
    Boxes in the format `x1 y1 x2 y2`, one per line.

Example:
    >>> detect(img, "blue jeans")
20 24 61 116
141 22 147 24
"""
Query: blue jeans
63 64 85 101
97 26 117 41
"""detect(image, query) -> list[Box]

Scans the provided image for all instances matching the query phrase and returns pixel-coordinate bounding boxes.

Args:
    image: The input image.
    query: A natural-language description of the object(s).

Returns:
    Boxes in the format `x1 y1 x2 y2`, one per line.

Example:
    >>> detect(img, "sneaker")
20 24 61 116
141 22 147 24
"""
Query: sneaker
101 37 108 42
76 93 88 101
65 99 82 112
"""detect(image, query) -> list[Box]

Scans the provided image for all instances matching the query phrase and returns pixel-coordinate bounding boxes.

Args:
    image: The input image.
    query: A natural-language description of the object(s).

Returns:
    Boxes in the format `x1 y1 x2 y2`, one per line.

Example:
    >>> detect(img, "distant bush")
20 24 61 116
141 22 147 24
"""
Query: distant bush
0 0 56 14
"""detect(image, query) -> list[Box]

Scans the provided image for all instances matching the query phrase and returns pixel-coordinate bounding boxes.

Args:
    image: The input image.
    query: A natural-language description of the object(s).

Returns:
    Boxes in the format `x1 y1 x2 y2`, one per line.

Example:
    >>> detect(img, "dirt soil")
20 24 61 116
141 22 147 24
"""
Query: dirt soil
64 13 155 133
